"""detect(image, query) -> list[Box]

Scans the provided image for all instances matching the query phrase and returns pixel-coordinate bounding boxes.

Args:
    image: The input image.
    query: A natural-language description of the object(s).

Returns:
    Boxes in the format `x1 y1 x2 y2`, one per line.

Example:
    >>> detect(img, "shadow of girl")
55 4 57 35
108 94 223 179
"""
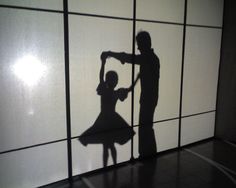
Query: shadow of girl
78 55 138 167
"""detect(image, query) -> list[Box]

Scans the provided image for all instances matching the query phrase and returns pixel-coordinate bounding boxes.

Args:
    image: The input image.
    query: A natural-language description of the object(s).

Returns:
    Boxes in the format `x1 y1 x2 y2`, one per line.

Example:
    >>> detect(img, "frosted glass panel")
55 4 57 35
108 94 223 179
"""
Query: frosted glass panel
0 9 66 152
70 15 132 137
0 0 63 10
181 112 215 146
69 0 133 18
134 120 179 157
134 22 182 125
0 142 68 188
72 131 132 175
187 0 224 27
137 0 185 23
182 27 222 115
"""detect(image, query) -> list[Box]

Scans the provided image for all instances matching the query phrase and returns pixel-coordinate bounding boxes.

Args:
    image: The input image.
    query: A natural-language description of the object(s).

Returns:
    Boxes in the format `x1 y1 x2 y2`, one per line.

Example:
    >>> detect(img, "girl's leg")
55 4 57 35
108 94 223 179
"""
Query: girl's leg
103 144 109 167
110 144 117 165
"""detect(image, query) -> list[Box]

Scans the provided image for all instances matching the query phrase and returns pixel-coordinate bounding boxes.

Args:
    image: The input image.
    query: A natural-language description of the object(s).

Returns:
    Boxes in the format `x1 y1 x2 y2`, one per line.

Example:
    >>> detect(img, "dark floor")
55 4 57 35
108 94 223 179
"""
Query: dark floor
42 139 236 188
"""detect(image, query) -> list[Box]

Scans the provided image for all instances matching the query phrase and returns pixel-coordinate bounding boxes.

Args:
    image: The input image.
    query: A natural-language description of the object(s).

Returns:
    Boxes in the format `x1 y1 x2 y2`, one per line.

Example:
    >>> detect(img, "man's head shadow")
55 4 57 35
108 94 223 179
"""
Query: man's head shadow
136 31 152 54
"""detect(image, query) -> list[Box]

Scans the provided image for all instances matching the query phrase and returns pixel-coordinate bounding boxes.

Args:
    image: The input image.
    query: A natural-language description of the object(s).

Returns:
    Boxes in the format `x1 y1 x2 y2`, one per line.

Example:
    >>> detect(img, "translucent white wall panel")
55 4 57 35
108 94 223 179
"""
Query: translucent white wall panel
0 142 68 188
182 27 222 115
181 112 215 146
0 0 63 10
0 9 66 152
134 120 179 158
69 0 133 18
134 22 183 125
136 0 185 23
72 133 132 175
70 15 132 137
187 0 224 27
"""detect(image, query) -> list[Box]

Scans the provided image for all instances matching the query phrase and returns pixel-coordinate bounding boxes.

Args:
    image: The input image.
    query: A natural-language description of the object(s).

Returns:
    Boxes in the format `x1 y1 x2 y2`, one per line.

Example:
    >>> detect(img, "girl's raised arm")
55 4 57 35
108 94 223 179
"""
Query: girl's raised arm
99 54 106 83
97 55 106 95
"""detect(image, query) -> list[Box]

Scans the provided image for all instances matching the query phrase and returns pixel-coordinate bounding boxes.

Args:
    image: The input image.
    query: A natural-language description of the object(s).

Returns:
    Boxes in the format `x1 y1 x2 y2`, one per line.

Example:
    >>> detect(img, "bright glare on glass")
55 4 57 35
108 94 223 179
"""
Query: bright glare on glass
13 55 47 86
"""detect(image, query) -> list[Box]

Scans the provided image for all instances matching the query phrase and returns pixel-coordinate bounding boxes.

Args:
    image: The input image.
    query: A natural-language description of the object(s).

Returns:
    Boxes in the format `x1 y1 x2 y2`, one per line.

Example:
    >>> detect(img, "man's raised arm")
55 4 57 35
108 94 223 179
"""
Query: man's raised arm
101 51 136 64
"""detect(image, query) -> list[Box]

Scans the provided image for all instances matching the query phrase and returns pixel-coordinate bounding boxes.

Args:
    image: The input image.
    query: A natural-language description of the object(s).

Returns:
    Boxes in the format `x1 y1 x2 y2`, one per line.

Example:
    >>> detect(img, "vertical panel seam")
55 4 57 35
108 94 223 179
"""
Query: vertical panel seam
63 0 73 181
130 0 136 160
178 0 188 147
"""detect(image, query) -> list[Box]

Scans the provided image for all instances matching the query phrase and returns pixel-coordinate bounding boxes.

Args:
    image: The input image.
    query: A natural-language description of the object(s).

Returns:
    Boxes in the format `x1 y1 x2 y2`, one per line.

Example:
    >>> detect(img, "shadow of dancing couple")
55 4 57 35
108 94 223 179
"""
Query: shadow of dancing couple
78 31 160 167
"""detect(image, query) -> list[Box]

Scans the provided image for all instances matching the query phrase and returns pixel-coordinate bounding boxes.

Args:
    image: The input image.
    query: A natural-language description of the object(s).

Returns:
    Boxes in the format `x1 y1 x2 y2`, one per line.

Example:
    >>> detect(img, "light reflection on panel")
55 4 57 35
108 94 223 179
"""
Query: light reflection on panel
134 22 183 125
133 120 179 158
182 27 222 115
0 142 68 188
187 0 224 27
69 0 133 18
0 9 66 152
0 0 63 10
181 112 215 146
70 15 133 137
136 0 185 23
72 132 132 175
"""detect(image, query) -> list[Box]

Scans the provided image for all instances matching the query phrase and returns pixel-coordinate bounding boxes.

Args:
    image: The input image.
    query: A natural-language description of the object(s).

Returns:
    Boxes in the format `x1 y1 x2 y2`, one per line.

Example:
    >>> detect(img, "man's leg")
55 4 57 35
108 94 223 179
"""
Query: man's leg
138 103 157 158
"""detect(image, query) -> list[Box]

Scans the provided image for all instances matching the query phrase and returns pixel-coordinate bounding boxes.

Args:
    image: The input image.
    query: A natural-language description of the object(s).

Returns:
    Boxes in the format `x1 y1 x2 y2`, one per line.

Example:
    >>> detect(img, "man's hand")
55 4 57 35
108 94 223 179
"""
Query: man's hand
101 51 110 62
101 51 127 65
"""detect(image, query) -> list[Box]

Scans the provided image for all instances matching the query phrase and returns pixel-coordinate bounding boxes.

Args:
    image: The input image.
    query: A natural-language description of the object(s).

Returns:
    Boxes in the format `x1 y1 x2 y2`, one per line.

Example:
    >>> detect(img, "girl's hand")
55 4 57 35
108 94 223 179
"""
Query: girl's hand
118 88 129 101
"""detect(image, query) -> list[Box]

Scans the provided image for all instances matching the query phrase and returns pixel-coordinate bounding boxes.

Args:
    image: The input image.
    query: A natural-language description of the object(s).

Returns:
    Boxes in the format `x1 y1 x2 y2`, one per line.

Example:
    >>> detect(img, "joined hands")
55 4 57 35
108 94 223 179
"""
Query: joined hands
101 51 110 63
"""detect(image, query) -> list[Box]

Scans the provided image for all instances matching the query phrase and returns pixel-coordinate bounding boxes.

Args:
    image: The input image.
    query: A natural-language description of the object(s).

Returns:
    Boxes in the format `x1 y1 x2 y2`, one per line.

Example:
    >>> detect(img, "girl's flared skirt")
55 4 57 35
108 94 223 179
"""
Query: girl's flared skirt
78 112 135 145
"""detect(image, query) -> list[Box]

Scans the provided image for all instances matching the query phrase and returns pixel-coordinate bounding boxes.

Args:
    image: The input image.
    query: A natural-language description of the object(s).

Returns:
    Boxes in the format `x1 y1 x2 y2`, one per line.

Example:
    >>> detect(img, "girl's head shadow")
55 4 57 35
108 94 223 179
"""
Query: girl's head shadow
105 70 118 89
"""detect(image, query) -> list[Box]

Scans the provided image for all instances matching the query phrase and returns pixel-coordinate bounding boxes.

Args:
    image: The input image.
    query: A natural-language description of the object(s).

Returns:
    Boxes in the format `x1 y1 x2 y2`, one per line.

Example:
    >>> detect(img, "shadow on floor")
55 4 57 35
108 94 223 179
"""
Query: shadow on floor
42 139 236 188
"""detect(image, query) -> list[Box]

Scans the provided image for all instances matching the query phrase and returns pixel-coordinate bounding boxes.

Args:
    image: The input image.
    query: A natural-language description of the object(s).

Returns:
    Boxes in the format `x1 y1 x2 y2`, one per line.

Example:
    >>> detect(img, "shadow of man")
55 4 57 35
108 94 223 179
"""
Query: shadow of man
102 31 160 158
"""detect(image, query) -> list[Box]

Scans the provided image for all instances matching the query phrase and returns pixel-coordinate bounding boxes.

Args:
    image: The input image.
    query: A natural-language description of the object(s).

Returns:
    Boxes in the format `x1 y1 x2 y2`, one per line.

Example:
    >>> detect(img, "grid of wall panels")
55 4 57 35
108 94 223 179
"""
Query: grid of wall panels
0 4 67 188
69 16 132 136
72 134 132 175
0 142 68 188
181 112 216 145
182 27 222 116
69 0 133 18
180 0 223 146
187 0 224 27
0 8 67 152
0 0 63 10
136 0 185 23
69 15 133 174
134 22 183 124
133 120 179 158
0 0 224 187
